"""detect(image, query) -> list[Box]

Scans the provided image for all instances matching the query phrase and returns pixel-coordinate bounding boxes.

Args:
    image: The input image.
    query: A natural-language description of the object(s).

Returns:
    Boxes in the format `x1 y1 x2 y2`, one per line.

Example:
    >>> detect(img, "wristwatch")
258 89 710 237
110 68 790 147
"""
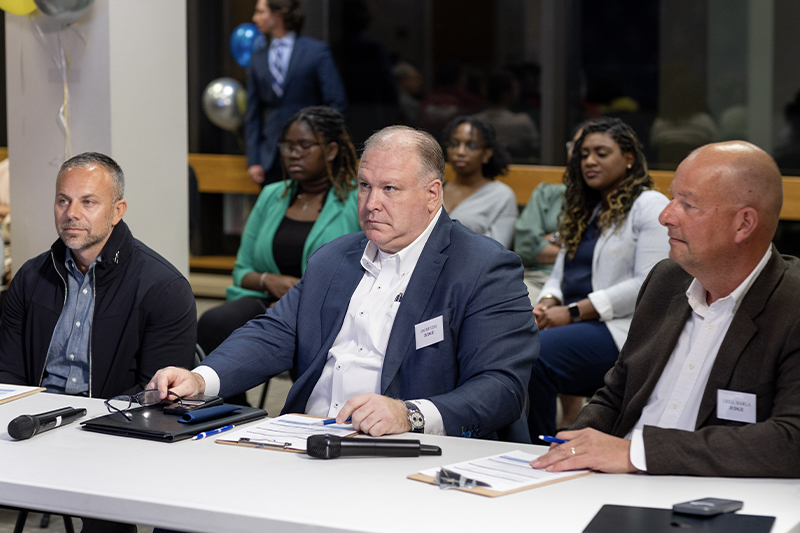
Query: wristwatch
568 302 582 323
404 401 425 433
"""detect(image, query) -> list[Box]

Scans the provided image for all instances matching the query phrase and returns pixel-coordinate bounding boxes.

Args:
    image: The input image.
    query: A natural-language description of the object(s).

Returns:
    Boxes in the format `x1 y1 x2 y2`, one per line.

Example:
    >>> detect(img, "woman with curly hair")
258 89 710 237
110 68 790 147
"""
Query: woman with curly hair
198 106 361 360
527 117 670 441
442 116 518 247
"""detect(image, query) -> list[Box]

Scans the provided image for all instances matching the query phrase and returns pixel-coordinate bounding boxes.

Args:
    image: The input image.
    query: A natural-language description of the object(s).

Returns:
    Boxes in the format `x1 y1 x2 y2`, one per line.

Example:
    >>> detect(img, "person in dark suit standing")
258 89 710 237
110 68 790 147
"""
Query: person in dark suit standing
246 0 347 186
532 141 800 478
150 125 538 442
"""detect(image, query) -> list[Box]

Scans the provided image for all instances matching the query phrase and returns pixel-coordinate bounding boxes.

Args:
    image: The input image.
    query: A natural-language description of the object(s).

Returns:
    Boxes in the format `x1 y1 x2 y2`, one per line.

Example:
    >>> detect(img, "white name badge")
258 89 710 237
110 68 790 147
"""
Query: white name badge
717 389 756 424
415 315 444 350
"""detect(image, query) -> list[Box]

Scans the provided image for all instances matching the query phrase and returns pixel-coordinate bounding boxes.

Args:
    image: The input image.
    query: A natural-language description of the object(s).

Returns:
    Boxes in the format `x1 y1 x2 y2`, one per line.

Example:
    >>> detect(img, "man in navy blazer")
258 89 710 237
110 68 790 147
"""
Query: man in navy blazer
245 0 347 185
151 126 538 442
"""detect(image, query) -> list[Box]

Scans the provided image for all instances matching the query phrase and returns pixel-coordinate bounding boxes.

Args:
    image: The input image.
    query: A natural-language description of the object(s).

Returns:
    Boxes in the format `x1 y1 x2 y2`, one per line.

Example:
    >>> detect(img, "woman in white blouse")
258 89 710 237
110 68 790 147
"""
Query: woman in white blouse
528 117 670 442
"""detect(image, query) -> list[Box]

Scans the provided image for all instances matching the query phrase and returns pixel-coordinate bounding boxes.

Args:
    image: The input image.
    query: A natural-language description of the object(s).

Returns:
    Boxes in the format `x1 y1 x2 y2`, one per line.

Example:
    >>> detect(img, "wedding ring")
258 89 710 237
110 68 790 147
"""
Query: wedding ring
571 446 576 456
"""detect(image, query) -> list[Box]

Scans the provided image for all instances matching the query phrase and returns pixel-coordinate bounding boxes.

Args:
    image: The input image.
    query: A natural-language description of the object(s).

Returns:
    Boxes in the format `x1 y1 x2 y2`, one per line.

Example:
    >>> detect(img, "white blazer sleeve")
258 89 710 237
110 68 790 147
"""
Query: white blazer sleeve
588 190 670 320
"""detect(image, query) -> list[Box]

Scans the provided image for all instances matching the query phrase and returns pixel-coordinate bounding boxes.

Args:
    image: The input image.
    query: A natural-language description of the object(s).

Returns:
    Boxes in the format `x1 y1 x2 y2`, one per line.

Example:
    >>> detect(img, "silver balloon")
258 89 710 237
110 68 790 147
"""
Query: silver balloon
34 0 94 24
202 78 246 131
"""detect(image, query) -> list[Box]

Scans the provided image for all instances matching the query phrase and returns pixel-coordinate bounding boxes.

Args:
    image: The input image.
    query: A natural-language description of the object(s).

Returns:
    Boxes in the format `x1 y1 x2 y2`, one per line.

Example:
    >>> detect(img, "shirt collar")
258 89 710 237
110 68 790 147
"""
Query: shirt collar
361 207 443 277
686 246 773 315
65 248 103 276
270 31 296 49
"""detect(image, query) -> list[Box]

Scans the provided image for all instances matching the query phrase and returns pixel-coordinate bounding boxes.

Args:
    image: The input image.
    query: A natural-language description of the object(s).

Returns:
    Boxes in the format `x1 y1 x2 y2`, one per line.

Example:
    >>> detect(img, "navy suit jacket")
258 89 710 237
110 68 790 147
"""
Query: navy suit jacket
244 35 347 172
205 211 539 442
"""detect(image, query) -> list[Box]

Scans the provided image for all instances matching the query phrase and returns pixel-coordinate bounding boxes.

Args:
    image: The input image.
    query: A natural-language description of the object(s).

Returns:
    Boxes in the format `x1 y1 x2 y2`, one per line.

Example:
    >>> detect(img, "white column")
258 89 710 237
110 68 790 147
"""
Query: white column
5 0 189 276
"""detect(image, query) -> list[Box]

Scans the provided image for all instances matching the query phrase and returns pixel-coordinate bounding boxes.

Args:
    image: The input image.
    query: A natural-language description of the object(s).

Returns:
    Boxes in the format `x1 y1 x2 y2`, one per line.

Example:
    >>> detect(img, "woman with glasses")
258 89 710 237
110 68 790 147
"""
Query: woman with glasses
526 117 670 442
442 116 518 248
198 106 361 359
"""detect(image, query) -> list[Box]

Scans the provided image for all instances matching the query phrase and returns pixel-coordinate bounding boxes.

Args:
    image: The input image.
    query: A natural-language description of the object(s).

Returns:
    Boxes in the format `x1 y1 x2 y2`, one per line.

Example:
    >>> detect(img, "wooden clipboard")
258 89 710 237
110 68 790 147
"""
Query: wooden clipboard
407 470 594 498
0 385 45 406
216 413 357 453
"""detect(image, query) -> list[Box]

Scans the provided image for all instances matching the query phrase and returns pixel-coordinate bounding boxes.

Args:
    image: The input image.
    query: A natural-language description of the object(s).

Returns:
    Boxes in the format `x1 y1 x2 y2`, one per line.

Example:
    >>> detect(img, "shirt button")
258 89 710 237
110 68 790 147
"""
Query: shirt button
71 378 77 383
336 365 341 370
69 354 75 361
83 289 87 294
706 323 713 330
360 311 364 315
688 363 695 370
672 402 678 409
334 403 339 408
75 321 81 327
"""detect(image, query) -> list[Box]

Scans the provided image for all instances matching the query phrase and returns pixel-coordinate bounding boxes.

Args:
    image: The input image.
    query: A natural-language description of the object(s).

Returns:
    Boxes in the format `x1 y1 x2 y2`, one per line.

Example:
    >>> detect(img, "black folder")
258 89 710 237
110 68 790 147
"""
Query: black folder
80 404 267 442
583 505 775 533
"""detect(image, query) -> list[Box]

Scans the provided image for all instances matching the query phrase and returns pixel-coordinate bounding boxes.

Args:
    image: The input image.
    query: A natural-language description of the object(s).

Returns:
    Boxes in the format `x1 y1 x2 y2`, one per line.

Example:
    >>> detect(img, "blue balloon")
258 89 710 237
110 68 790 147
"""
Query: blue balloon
230 23 261 68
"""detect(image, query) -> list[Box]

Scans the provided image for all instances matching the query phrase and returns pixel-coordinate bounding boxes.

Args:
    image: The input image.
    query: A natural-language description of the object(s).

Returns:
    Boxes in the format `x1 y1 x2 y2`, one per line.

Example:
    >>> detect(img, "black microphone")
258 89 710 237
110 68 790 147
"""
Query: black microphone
8 407 88 440
306 433 442 459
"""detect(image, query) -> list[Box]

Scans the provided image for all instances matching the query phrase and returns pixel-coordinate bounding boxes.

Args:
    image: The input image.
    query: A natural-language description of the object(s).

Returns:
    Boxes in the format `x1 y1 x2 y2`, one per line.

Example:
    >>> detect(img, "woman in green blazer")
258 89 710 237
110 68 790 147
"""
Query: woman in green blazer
199 106 361 356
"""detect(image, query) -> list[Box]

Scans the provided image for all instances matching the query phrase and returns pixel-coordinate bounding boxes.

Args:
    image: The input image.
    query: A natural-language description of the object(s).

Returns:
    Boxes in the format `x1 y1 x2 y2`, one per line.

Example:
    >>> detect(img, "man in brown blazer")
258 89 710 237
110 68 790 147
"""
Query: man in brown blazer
532 140 800 477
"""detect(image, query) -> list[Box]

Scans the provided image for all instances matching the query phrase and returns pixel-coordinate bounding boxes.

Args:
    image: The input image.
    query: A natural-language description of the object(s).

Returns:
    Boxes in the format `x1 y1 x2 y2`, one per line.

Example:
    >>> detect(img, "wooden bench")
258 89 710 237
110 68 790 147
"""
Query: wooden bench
187 153 800 271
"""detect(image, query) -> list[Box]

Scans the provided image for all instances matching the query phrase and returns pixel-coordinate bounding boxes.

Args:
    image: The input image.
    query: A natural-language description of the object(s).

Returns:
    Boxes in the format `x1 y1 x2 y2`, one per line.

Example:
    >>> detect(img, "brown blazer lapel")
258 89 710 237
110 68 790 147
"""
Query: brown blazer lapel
616 291 691 435
695 248 785 428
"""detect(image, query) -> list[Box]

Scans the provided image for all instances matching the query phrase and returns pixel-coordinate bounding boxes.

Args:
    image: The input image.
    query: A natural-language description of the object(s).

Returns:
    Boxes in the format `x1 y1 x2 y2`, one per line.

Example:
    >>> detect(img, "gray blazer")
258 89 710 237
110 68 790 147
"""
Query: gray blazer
574 248 800 477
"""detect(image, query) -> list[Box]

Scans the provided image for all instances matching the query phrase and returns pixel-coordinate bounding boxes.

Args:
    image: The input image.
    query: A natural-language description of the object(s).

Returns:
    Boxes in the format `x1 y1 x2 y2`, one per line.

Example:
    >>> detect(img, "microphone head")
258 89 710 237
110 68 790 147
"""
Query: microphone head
8 415 39 441
307 434 341 459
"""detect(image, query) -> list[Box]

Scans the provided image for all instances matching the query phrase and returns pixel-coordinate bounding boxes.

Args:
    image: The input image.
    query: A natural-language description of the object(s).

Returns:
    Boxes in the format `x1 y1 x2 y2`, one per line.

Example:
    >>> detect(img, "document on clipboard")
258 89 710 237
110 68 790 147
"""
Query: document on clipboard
216 413 357 453
0 384 45 406
409 450 592 497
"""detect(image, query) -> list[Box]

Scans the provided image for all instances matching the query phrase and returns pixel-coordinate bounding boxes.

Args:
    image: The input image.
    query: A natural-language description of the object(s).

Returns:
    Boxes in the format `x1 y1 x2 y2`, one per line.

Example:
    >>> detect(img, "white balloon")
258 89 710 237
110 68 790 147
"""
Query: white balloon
34 0 93 24
202 78 246 131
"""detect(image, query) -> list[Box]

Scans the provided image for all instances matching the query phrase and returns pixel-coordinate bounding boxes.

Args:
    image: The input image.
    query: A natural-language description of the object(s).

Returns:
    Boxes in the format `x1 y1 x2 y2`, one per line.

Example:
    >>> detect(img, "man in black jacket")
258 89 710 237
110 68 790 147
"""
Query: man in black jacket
0 152 196 400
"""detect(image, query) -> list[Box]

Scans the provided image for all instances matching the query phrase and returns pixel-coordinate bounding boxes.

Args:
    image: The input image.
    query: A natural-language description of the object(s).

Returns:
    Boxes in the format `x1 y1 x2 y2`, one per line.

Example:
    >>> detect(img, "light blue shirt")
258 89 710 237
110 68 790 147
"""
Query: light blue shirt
269 31 295 70
41 250 100 395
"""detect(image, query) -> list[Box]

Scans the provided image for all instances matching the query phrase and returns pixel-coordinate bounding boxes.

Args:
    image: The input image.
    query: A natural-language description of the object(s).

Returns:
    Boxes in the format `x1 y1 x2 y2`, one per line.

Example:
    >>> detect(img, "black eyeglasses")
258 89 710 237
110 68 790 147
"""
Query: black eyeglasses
446 140 484 152
104 389 182 421
278 141 320 156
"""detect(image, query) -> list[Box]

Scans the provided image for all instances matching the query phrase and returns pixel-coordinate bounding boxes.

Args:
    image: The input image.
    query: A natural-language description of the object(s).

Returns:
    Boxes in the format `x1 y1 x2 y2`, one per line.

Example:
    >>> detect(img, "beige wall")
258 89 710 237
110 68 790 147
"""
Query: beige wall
5 0 189 276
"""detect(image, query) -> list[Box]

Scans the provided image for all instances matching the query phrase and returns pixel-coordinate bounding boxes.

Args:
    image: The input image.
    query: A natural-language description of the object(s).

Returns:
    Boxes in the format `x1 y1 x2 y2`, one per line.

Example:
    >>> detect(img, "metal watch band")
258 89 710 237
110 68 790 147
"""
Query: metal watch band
404 401 424 433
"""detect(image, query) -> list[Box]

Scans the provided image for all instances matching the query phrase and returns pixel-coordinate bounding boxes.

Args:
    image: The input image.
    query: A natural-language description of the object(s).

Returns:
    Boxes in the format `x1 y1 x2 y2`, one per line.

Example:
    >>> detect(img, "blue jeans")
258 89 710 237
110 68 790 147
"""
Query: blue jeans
527 321 619 442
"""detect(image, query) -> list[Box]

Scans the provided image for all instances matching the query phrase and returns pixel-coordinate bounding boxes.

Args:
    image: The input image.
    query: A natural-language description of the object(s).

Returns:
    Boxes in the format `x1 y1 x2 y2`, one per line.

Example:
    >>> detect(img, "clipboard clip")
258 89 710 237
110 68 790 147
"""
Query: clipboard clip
238 437 291 449
434 468 492 490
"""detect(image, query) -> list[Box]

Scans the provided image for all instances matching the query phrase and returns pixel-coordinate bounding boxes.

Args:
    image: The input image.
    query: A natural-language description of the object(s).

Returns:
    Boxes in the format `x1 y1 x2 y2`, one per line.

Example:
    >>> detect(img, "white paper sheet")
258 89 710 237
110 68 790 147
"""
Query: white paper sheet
419 450 590 493
216 414 355 451
0 383 44 405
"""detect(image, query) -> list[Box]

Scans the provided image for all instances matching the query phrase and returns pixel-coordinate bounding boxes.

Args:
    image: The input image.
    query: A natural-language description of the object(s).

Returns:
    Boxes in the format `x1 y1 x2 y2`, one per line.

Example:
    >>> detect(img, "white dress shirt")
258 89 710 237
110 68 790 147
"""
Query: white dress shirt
628 247 772 470
195 208 445 434
305 208 444 434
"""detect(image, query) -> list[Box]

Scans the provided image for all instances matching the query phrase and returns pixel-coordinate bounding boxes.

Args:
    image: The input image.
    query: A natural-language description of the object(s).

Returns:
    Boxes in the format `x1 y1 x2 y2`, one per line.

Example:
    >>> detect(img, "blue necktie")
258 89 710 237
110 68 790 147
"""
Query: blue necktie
269 41 287 98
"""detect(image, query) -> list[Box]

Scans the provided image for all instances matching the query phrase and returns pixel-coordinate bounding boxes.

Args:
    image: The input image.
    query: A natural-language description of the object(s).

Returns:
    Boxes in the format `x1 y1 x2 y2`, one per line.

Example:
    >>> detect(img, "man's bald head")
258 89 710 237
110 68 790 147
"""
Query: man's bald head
683 141 783 239
660 141 783 301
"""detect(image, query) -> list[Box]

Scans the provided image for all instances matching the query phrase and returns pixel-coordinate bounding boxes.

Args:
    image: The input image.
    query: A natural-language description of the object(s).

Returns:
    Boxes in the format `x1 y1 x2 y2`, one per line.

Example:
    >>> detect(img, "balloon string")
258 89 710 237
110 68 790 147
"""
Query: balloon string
31 18 75 161
57 28 71 160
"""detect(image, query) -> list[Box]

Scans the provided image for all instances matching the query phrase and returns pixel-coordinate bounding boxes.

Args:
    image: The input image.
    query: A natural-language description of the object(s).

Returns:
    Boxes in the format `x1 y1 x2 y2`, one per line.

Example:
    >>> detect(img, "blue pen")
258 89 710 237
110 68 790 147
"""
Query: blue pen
192 425 234 441
538 435 567 444
319 416 352 425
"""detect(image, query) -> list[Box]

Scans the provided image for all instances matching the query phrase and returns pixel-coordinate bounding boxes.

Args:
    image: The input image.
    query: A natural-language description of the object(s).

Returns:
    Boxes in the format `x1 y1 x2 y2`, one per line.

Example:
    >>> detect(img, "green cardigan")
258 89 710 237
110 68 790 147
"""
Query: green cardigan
226 180 361 301
513 182 566 274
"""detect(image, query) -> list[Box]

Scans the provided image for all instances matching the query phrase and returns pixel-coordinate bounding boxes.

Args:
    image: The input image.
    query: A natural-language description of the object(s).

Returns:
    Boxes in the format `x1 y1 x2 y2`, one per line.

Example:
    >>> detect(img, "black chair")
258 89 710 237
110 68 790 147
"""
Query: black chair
11 508 75 533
